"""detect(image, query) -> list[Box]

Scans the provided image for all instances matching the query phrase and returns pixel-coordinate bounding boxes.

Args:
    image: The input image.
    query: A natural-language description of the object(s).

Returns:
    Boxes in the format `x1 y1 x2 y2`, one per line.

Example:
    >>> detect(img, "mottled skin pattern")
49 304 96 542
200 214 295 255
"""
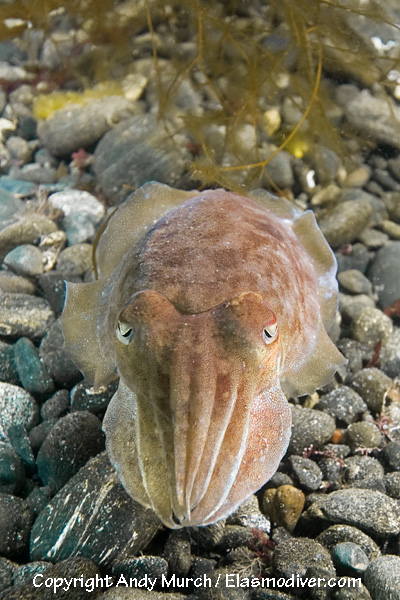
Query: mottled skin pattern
62 183 345 528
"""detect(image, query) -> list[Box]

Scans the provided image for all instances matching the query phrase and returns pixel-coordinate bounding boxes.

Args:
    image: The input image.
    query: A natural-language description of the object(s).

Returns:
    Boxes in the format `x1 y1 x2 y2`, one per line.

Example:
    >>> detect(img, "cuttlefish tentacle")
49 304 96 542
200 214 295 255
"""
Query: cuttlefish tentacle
203 384 291 524
108 289 287 526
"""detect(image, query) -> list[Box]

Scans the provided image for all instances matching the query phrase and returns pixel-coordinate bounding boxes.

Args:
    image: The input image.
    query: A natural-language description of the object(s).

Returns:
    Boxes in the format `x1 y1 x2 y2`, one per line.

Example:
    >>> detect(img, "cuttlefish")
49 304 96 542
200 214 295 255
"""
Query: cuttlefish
62 182 345 528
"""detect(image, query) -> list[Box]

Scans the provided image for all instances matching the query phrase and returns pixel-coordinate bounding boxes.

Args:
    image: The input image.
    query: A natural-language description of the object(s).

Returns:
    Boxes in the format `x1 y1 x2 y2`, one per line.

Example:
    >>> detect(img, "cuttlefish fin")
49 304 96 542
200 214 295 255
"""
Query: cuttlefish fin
247 188 299 220
102 379 151 509
248 189 339 332
291 210 339 331
95 182 199 279
281 319 346 398
61 280 116 388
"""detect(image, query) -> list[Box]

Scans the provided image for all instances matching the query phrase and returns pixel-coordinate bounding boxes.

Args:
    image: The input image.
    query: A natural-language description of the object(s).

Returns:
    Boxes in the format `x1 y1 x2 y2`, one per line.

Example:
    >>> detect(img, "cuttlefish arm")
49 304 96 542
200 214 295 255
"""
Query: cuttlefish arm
103 290 289 528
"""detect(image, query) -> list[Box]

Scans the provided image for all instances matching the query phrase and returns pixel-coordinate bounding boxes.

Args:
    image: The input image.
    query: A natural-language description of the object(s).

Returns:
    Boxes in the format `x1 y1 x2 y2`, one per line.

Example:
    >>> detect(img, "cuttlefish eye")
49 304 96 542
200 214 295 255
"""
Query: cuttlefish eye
263 321 278 344
116 321 134 345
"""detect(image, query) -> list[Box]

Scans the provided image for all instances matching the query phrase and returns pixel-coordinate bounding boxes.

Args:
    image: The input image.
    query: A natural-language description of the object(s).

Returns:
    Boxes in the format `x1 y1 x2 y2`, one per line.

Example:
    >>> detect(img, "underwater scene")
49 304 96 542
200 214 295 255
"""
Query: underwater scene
0 0 400 598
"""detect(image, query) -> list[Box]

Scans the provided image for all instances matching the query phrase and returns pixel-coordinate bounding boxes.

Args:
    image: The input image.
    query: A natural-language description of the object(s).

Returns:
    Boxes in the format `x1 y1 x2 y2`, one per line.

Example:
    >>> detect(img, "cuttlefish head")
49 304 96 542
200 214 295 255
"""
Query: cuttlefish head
103 289 291 528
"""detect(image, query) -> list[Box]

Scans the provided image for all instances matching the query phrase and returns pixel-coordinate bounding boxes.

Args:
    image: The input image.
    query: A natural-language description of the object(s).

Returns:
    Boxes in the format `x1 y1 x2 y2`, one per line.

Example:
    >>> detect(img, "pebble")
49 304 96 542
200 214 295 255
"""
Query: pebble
0 215 57 262
25 486 50 519
9 164 57 185
36 411 105 493
34 148 58 169
0 443 25 495
339 294 374 324
368 242 400 309
343 468 386 495
382 191 400 222
164 530 192 577
385 403 400 444
288 456 323 492
317 199 372 249
0 188 22 227
344 456 384 484
0 62 31 83
349 306 393 348
111 555 169 584
388 158 400 183
97 590 186 600
37 96 138 157
318 456 343 490
40 389 69 420
364 555 400 600
273 538 335 581
227 495 270 532
38 230 67 272
0 494 34 560
289 406 336 454
336 339 371 374
385 472 400 499
261 485 305 533
70 380 117 414
94 114 190 206
0 382 38 441
311 145 341 184
303 488 400 537
331 542 369 574
206 566 252 600
338 87 400 149
336 242 371 275
358 227 389 249
28 419 57 455
345 166 371 188
56 243 93 277
0 557 14 594
5 136 31 164
310 183 341 207
334 581 371 597
188 521 225 550
317 387 367 425
0 142 10 172
11 561 50 586
351 367 393 413
0 342 19 386
381 442 400 471
0 143 10 173
188 556 216 584
0 272 36 295
1 557 101 600
0 288 54 339
62 212 98 245
263 150 294 190
214 525 254 552
48 190 105 222
37 271 67 316
14 337 55 397
337 270 372 296
267 472 294 488
7 424 35 473
381 355 400 378
380 328 400 367
48 190 105 245
380 219 400 240
344 422 384 451
39 319 82 387
30 452 161 568
0 177 36 198
373 168 400 192
317 524 380 562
